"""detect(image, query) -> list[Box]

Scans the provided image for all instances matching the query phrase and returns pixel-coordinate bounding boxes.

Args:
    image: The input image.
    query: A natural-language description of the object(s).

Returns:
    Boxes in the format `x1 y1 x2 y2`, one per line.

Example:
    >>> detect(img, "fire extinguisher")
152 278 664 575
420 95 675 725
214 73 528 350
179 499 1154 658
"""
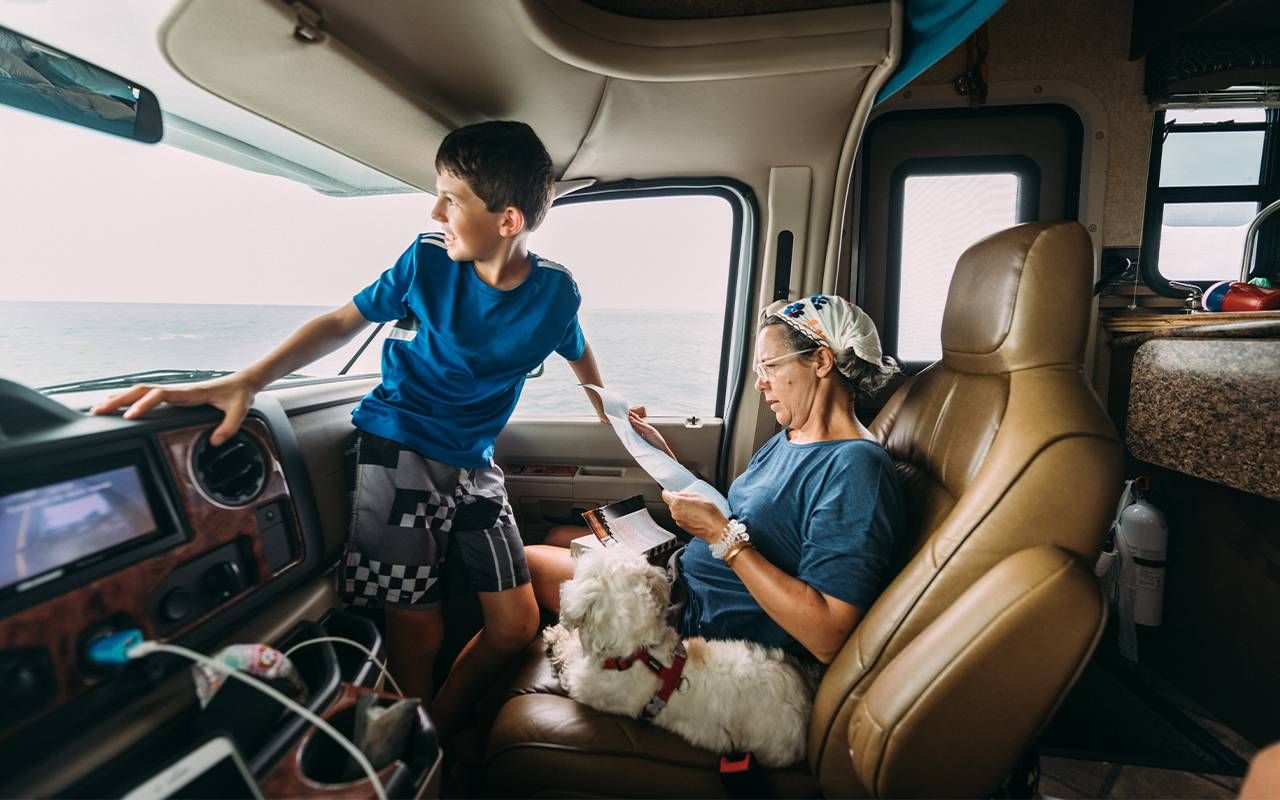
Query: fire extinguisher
1117 478 1168 626
1097 476 1168 661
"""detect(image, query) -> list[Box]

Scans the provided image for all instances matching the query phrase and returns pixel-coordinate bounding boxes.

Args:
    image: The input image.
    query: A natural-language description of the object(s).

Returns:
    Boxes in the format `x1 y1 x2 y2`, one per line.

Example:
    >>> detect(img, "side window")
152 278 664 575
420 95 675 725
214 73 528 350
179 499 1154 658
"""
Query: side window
886 157 1039 364
1141 107 1276 290
517 192 736 418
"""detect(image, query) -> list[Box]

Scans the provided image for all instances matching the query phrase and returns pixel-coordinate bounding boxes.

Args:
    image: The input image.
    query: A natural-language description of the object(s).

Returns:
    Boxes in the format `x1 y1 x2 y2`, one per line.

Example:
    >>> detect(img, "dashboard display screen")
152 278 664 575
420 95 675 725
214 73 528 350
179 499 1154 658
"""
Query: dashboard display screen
0 465 159 592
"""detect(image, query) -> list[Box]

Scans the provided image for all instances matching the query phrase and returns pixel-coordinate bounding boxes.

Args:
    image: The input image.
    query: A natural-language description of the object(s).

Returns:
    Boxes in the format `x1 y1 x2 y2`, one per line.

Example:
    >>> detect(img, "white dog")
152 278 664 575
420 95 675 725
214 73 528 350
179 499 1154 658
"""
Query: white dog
543 547 814 767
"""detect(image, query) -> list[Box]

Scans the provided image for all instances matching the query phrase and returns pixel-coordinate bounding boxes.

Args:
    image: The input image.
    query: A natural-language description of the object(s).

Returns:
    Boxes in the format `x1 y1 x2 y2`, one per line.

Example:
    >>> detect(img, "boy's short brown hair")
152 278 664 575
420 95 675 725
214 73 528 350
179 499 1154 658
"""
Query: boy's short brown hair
434 120 555 231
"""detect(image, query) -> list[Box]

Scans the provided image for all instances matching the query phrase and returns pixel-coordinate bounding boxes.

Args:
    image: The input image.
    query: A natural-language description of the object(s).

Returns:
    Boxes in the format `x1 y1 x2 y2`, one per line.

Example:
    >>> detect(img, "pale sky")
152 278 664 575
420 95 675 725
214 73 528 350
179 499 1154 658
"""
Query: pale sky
1 103 733 312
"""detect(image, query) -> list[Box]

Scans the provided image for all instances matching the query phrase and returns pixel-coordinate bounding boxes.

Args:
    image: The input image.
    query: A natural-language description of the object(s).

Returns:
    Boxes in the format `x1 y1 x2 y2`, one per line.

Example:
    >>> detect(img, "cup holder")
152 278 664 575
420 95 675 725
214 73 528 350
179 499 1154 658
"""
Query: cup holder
316 609 384 687
293 687 438 795
299 706 362 784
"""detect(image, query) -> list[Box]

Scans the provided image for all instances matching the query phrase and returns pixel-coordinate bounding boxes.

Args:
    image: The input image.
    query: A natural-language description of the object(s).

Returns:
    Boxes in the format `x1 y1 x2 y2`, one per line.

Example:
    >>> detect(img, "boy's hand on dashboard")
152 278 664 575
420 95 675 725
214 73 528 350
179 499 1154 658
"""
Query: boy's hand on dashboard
90 375 257 446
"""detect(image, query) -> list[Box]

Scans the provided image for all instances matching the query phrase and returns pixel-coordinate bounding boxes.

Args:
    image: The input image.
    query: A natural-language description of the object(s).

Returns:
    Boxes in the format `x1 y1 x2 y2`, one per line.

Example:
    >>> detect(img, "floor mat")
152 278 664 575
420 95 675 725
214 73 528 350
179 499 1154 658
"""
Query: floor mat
1038 651 1249 777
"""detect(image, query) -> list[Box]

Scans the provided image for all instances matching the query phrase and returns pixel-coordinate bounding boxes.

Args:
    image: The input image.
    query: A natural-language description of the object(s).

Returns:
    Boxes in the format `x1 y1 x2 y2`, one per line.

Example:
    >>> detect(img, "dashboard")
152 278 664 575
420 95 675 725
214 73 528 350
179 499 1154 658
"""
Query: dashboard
0 379 325 770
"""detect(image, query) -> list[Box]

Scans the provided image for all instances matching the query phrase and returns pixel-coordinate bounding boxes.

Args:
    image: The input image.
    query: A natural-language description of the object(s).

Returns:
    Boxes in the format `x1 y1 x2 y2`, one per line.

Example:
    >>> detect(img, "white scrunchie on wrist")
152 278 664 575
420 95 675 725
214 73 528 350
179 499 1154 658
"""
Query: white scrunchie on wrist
710 518 749 560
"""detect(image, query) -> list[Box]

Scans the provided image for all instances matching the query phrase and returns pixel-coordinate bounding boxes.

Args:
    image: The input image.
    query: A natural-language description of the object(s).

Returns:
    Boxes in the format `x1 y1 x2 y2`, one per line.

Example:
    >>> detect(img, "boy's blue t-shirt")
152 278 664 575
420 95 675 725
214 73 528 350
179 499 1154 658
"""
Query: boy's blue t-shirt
350 232 586 468
678 431 902 656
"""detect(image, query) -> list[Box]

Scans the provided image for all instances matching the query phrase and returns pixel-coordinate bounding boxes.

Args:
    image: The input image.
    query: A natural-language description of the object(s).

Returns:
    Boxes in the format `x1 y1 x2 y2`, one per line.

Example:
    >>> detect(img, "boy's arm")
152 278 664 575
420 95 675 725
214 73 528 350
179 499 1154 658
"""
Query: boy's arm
91 302 370 444
566 341 609 423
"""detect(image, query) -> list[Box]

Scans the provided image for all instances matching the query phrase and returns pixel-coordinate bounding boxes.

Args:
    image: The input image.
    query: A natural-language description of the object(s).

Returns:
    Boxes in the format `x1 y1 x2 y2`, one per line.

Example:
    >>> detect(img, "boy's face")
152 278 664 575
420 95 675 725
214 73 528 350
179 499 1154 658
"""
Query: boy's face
431 171 514 263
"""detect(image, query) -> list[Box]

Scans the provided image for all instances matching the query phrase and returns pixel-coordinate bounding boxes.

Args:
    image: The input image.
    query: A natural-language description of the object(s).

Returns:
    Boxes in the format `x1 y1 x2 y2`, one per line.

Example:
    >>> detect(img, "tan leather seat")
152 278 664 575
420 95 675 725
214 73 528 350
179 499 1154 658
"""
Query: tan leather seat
484 221 1122 798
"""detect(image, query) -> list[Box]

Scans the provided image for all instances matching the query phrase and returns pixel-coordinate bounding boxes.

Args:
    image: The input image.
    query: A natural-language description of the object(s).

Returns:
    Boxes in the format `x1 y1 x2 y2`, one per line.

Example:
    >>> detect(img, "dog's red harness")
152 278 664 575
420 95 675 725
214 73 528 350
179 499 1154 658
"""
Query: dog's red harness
602 642 688 720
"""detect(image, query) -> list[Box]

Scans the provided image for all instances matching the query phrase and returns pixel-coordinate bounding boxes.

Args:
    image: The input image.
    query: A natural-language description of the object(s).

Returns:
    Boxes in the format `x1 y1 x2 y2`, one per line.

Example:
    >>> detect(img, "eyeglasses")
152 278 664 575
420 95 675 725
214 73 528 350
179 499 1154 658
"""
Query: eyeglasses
752 348 817 382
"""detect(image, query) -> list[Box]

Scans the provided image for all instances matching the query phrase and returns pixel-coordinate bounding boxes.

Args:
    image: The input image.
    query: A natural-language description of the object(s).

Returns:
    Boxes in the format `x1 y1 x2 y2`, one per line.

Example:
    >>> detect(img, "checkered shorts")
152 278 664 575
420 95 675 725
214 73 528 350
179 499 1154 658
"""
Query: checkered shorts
338 430 529 609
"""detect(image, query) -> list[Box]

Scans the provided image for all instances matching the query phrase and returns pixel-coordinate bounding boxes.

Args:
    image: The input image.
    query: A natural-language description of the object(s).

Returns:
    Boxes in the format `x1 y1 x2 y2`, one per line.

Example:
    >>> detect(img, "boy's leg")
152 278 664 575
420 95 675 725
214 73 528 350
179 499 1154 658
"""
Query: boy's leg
339 430 452 701
430 582 539 737
429 465 539 737
384 605 444 702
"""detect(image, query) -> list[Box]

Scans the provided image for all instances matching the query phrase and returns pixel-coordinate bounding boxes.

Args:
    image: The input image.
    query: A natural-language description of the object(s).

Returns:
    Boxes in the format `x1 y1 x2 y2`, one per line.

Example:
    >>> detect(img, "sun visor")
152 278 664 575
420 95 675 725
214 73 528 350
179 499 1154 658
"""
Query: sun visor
161 113 415 196
161 0 454 193
553 178 597 200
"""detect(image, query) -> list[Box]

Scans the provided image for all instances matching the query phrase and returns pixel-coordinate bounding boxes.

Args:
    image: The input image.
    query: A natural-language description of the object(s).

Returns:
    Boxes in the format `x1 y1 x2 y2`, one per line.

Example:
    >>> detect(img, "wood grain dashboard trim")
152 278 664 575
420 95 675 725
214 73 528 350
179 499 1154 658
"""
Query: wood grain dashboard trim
0 417 305 743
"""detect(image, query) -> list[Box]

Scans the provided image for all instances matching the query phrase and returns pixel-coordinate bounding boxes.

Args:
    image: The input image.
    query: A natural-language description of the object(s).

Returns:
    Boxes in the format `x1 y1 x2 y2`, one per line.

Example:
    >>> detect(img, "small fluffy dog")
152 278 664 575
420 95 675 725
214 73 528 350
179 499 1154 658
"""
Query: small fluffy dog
544 547 814 767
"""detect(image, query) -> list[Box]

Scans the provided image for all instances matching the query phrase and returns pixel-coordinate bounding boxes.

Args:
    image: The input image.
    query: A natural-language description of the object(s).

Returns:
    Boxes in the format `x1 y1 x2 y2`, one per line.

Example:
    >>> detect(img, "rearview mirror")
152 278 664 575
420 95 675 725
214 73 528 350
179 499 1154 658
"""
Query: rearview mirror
0 26 162 143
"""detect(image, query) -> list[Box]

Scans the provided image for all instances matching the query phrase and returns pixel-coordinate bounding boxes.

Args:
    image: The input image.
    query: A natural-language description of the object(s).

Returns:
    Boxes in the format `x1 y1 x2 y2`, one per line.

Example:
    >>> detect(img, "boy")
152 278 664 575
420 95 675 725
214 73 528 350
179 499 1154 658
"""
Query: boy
92 120 609 734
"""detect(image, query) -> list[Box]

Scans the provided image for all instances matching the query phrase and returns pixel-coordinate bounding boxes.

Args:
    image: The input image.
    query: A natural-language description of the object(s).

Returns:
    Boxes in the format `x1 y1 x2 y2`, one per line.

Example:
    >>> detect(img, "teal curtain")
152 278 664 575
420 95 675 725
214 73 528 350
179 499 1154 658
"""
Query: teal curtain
875 0 1007 104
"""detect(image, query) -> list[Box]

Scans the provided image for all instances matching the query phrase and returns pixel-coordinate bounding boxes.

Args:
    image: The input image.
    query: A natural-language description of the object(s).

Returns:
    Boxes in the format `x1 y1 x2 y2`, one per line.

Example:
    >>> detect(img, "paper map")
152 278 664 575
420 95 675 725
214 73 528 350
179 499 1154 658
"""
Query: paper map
582 384 731 517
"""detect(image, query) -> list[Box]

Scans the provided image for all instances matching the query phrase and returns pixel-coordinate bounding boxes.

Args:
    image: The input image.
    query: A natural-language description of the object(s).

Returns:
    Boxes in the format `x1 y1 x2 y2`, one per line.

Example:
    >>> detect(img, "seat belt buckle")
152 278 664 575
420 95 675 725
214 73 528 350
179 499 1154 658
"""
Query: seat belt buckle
719 753 766 799
719 752 754 774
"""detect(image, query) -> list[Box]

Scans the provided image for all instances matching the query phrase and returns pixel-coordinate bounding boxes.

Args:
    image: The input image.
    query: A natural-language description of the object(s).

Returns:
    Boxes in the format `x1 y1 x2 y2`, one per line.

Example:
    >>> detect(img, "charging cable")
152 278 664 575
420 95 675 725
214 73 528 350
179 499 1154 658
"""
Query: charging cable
283 636 404 696
90 631 387 800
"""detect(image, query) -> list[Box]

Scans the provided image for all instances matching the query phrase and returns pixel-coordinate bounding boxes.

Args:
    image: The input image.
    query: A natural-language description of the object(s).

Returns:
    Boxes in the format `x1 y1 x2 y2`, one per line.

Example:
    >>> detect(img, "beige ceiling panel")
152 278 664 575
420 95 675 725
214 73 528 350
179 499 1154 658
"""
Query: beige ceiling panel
312 0 608 176
582 0 874 18
509 0 892 80
162 0 453 191
566 69 869 187
536 0 889 46
162 0 893 196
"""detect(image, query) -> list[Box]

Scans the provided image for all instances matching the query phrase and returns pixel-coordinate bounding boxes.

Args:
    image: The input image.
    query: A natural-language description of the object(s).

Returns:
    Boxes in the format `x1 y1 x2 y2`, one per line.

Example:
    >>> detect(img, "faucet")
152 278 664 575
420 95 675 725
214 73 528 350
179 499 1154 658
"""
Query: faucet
1168 280 1203 314
1165 197 1280 313
1240 196 1280 282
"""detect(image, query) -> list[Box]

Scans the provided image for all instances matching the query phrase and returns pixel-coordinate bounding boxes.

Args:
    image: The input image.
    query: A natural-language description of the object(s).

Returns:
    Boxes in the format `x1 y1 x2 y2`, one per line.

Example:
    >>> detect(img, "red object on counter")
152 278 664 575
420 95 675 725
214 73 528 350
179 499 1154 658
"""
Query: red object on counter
1221 282 1280 312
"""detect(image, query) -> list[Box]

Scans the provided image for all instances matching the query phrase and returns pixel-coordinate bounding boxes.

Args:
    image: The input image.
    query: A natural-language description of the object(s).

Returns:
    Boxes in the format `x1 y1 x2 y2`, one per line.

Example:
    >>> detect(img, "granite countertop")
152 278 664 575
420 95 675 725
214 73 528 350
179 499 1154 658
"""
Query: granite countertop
1126 338 1280 499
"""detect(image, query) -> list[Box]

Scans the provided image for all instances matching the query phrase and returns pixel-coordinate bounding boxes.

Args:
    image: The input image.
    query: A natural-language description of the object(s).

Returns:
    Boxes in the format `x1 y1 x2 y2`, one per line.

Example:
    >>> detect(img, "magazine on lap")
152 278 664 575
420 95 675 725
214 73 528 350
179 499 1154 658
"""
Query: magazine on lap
571 494 679 565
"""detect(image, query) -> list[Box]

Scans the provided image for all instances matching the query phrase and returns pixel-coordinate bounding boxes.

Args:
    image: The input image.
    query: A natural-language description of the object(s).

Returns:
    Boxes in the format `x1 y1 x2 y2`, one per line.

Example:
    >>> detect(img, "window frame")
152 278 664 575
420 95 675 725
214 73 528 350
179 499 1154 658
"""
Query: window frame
1140 108 1280 296
881 155 1041 370
536 178 759 494
538 177 759 420
326 179 758 413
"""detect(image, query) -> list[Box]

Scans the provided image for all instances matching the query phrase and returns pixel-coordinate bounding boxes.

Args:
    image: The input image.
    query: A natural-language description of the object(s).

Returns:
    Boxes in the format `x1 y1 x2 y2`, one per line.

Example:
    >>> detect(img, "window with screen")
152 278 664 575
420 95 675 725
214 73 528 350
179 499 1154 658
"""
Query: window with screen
1141 107 1278 292
886 157 1040 364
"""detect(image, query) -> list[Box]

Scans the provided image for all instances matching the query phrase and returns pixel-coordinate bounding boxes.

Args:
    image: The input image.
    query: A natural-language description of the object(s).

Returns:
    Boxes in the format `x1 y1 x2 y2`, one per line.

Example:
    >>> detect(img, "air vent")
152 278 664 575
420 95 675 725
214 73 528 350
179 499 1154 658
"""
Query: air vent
192 431 268 506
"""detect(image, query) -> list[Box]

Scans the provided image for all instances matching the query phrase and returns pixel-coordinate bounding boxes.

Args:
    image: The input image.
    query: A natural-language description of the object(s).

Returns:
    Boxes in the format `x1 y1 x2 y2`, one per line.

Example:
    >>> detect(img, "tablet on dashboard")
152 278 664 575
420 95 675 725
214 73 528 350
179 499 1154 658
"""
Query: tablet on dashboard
123 734 262 800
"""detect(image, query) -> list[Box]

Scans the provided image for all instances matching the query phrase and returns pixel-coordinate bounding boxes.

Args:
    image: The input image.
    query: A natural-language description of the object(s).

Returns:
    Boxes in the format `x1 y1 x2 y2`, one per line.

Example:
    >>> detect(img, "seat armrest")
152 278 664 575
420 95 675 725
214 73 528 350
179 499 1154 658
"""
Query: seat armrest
848 546 1105 798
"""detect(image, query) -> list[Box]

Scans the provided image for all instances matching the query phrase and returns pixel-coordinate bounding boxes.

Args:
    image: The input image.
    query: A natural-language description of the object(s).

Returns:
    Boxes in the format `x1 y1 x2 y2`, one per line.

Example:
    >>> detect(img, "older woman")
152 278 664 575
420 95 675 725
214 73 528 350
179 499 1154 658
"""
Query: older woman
527 295 903 664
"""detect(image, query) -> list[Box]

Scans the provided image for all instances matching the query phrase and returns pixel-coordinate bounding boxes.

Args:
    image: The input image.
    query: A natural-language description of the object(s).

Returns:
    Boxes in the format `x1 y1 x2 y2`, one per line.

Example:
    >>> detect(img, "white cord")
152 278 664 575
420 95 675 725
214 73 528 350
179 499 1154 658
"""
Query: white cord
128 641 388 800
283 636 404 696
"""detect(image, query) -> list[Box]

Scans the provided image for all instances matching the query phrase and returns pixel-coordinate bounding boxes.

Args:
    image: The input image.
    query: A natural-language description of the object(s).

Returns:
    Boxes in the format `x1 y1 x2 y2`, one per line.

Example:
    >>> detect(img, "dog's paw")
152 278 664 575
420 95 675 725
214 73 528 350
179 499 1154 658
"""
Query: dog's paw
543 624 578 675
543 623 570 651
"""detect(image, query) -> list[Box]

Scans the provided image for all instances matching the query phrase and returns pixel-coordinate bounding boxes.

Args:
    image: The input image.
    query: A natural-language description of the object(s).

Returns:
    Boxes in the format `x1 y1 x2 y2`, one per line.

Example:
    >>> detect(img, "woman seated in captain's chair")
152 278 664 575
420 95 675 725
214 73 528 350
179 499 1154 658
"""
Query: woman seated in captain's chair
526 295 905 665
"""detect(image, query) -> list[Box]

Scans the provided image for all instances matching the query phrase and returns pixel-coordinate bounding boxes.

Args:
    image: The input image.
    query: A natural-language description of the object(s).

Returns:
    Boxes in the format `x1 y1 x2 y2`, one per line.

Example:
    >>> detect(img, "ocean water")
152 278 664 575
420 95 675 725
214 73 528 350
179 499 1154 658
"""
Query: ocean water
0 302 725 417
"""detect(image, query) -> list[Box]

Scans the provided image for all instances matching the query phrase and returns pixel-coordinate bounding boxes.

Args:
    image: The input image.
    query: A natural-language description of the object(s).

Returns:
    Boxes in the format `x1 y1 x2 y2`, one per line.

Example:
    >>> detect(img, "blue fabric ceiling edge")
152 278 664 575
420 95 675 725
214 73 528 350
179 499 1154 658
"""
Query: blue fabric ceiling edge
875 0 1008 105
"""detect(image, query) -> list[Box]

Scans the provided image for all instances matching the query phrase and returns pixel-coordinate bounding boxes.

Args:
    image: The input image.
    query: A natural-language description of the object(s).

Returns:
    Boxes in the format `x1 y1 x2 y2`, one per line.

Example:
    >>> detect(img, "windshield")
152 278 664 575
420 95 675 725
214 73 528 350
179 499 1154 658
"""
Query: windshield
1 96 431 392
2 52 732 420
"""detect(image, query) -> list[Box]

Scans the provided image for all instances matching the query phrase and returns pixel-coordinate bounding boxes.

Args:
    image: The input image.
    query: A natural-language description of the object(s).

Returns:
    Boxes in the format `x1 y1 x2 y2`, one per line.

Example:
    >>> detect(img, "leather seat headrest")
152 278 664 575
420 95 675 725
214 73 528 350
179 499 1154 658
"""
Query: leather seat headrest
941 221 1094 374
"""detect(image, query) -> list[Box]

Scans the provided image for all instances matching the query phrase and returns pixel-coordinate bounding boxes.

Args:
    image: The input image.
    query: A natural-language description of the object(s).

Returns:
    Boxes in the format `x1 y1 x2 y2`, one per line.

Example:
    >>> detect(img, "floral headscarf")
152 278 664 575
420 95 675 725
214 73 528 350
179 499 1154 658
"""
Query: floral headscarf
761 294 891 378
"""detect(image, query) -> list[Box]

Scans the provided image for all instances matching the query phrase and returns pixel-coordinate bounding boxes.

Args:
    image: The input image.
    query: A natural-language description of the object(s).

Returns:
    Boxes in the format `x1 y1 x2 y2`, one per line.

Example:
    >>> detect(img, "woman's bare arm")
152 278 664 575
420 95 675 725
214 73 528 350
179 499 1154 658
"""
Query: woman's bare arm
661 489 863 664
725 546 862 664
